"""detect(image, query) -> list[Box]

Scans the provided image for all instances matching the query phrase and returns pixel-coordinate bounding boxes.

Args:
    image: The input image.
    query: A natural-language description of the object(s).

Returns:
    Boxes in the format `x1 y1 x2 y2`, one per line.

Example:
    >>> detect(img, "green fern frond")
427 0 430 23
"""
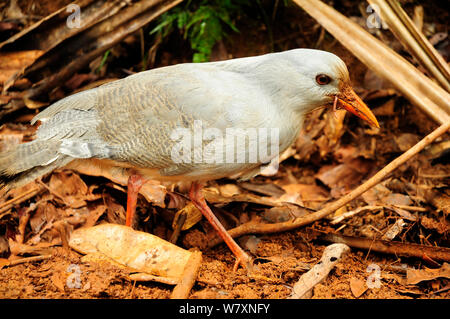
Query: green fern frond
151 0 245 62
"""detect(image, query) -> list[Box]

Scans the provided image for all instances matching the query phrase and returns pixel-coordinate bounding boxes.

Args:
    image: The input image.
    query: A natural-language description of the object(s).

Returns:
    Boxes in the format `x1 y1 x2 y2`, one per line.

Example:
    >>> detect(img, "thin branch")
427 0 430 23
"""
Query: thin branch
318 231 450 262
170 250 202 299
0 185 44 214
1 254 53 268
330 205 383 225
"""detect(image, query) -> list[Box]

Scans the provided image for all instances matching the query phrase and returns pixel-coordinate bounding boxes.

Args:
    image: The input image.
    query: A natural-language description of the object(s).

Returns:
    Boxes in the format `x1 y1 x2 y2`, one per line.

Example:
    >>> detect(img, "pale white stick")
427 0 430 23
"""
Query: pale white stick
330 206 383 225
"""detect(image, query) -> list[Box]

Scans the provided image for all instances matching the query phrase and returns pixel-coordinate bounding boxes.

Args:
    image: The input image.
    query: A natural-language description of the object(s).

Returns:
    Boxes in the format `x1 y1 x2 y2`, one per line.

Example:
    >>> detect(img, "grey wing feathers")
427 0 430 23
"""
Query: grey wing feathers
31 89 97 124
32 88 115 160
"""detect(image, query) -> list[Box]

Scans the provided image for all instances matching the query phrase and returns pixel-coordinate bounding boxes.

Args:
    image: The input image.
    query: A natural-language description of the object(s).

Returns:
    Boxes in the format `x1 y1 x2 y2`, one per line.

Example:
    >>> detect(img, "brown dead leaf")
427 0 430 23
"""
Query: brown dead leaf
203 187 283 207
0 94 12 105
51 272 66 293
406 263 450 285
67 159 167 208
0 50 44 85
372 98 396 116
421 216 449 234
239 182 285 197
104 194 126 224
390 207 417 221
48 171 100 208
172 203 202 231
382 193 413 206
394 133 421 152
0 236 8 255
423 140 450 160
263 206 295 223
30 202 60 234
166 191 187 209
23 97 48 109
363 68 392 91
27 205 88 245
49 171 88 196
65 73 98 91
218 184 241 197
316 158 373 197
294 134 317 162
84 205 107 228
362 183 391 205
349 277 368 298
333 145 358 163
324 109 346 147
381 219 406 240
280 183 329 203
0 22 20 32
429 193 450 215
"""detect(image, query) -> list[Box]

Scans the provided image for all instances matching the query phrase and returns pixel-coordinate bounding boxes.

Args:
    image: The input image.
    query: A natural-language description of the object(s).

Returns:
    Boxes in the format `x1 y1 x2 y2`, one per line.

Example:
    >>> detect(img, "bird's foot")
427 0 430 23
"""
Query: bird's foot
232 252 254 274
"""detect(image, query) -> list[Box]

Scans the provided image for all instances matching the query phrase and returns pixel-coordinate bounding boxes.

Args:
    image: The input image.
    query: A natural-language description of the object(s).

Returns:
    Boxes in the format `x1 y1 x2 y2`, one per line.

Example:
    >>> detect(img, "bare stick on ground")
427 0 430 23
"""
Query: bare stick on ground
170 250 203 299
0 185 43 215
318 231 450 262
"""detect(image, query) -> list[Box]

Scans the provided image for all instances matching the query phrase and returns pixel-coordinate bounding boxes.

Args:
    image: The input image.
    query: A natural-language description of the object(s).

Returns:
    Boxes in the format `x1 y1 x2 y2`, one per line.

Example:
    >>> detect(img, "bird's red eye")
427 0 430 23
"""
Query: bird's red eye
316 74 331 85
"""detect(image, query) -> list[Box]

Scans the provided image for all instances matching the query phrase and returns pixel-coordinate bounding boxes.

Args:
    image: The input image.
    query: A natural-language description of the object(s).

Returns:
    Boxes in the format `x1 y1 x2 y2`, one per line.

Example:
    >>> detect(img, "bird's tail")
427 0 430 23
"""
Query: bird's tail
0 140 72 192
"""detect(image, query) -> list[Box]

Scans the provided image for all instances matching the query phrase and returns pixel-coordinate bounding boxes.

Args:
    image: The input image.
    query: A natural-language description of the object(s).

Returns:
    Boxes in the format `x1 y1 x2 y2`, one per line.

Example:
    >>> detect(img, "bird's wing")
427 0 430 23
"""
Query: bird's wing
32 63 272 175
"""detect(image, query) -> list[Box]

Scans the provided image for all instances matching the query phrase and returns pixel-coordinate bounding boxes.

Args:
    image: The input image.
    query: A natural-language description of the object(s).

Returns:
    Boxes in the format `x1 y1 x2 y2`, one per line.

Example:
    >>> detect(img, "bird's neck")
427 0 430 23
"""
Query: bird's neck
229 56 317 117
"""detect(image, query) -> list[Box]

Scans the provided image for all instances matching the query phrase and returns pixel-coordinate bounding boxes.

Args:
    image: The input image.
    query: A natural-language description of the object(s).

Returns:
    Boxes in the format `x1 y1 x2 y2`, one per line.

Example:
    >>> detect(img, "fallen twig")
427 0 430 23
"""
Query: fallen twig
170 250 202 299
288 243 350 299
318 231 450 262
330 205 383 225
128 273 178 285
209 121 450 247
392 205 428 212
0 185 44 215
0 254 52 269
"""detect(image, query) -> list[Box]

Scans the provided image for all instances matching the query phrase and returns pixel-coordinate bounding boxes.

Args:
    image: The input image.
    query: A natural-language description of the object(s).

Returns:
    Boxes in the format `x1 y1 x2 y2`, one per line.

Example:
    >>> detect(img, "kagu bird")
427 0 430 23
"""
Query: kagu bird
0 49 379 270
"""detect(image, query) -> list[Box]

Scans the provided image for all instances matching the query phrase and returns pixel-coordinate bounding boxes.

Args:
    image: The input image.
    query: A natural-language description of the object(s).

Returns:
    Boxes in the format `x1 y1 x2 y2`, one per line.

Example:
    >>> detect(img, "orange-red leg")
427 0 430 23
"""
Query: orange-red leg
125 174 146 227
189 182 252 272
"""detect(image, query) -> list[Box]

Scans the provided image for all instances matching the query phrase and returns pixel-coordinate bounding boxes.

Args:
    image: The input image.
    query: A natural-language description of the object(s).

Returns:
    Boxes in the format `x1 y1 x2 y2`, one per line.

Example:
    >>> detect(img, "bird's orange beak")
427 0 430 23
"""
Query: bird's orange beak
335 84 380 128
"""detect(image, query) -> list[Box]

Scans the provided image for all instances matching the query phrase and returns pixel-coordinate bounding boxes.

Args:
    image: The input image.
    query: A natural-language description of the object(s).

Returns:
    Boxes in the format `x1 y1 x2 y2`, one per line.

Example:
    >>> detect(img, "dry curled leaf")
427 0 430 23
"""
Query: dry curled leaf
172 203 202 231
0 50 44 85
289 243 350 299
420 216 449 234
69 224 193 283
406 263 450 285
316 158 373 197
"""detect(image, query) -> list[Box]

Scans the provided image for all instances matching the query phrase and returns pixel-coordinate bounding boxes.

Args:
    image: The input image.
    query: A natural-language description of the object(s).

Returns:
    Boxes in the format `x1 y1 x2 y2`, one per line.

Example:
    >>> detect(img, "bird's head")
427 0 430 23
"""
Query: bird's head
269 49 379 128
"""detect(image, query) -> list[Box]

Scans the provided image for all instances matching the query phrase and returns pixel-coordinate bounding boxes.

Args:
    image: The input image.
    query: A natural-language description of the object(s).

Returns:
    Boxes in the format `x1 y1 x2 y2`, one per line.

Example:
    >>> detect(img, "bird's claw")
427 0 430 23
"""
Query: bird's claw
232 254 254 274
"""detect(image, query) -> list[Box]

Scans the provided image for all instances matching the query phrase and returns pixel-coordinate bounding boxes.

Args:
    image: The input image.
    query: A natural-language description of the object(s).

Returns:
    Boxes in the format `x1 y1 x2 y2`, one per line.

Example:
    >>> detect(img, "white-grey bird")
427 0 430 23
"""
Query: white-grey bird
0 49 379 270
